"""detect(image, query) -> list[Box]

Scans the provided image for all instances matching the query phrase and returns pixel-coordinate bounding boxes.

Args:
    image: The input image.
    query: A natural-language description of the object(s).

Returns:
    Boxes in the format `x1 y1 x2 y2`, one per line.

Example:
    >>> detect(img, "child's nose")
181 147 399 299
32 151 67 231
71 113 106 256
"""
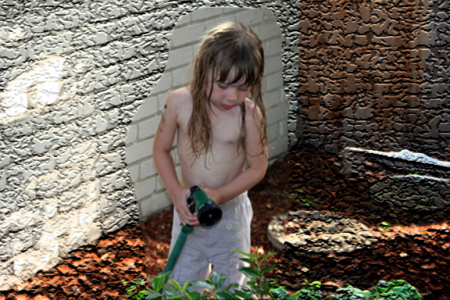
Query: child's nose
227 88 238 101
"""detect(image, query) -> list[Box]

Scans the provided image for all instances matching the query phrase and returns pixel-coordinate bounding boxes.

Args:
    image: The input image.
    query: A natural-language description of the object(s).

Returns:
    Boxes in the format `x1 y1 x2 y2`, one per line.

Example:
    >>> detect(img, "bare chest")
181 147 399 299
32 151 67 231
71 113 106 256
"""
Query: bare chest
177 106 242 146
210 111 242 146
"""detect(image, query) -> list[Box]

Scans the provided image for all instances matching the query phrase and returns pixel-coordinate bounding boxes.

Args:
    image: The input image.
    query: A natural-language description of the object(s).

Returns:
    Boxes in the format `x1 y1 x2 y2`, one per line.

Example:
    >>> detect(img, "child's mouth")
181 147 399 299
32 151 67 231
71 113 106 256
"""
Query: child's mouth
221 104 233 110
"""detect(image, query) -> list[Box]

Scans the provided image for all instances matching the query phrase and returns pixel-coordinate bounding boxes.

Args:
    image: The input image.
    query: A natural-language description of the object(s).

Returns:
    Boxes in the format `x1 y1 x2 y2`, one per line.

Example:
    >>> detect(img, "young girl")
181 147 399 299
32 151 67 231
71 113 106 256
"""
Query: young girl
153 21 268 288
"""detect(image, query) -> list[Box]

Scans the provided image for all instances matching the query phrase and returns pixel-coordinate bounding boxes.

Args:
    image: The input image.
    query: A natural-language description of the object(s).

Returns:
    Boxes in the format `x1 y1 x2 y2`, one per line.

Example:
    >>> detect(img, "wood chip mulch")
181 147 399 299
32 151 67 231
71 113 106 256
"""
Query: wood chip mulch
2 147 449 300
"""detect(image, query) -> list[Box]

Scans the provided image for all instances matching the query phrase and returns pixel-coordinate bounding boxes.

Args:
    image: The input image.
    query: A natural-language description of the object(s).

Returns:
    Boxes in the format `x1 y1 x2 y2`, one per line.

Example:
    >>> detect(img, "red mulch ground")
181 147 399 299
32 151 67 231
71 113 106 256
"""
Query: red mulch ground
1 147 449 299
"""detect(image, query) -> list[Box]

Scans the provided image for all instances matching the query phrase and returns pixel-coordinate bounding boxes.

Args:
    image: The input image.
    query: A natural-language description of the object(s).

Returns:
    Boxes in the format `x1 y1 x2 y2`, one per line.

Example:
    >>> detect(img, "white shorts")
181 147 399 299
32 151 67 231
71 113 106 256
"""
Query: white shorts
169 191 253 289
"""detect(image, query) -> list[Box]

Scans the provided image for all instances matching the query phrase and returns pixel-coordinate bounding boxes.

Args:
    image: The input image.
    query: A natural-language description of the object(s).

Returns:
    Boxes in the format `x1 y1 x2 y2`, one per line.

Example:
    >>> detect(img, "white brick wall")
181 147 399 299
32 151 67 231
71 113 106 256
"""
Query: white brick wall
125 7 289 222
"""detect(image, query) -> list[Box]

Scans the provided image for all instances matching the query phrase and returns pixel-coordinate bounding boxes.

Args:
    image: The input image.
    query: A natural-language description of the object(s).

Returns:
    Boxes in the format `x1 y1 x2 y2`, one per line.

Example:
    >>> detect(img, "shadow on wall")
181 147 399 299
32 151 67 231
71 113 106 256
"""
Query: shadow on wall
125 6 288 221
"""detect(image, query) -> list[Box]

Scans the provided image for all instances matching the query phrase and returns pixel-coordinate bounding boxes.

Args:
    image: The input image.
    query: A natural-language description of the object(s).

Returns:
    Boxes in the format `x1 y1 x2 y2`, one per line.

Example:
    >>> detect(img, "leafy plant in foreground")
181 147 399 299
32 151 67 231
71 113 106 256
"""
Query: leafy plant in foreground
271 280 322 300
122 250 423 300
368 280 423 300
122 249 278 300
234 249 278 299
326 280 422 300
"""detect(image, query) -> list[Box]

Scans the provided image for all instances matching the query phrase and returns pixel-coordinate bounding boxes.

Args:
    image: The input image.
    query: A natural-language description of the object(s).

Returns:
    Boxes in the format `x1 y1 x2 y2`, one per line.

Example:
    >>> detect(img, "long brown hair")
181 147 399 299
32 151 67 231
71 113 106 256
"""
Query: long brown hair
188 22 267 160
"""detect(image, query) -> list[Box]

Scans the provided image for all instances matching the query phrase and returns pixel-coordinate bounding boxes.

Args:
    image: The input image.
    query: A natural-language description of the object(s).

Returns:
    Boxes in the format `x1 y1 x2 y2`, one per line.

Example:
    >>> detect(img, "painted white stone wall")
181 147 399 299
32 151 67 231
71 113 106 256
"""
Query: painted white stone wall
0 0 299 290
125 7 290 220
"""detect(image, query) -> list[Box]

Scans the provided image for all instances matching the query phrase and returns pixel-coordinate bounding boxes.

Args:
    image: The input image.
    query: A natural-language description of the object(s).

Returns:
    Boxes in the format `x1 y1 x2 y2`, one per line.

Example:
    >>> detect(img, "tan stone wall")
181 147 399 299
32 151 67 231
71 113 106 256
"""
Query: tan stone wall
298 0 450 159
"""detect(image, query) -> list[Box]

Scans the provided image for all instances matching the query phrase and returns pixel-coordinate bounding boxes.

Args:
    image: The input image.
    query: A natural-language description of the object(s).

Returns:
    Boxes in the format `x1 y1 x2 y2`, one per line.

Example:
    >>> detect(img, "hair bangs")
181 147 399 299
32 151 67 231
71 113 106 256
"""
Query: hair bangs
212 45 261 88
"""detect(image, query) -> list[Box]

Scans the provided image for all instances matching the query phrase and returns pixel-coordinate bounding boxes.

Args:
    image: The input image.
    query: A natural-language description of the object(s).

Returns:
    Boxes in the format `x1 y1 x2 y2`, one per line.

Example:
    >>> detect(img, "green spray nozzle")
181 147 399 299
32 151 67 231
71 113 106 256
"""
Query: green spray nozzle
187 185 222 226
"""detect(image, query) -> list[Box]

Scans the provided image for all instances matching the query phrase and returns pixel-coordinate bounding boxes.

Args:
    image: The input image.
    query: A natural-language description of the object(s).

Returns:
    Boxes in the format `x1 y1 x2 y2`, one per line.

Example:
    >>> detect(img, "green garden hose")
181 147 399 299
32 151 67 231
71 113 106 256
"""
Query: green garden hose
163 186 222 273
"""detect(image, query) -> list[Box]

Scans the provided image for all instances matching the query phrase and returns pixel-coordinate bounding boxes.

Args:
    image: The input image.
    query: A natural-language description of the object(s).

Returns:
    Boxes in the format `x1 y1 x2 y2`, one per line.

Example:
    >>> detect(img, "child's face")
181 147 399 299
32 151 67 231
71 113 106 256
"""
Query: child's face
207 68 251 112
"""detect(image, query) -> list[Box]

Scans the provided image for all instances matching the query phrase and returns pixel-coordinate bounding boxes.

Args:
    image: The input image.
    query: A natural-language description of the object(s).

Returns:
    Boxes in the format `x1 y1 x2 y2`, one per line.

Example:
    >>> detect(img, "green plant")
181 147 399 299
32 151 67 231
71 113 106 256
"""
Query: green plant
122 249 278 300
122 251 422 300
417 199 430 207
190 271 240 300
122 270 240 300
269 177 277 185
325 280 422 300
325 286 370 300
380 222 390 231
368 280 422 300
278 190 316 208
268 280 322 300
297 280 322 300
234 249 278 299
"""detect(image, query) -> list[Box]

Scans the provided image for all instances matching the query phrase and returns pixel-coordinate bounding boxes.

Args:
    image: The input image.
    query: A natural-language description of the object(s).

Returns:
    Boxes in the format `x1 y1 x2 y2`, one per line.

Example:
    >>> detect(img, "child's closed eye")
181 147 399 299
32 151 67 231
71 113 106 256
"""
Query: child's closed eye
217 82 228 89
217 82 249 92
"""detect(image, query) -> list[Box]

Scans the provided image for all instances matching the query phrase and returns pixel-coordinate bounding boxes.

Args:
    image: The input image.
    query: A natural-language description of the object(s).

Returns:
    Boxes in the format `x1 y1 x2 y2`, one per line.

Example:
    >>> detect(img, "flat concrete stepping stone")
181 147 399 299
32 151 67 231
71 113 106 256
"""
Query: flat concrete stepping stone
268 210 373 253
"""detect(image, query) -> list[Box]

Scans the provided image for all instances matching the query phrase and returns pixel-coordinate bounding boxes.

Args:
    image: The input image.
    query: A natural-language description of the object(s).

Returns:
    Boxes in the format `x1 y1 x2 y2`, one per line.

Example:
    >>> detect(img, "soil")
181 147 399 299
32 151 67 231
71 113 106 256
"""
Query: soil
1 147 449 300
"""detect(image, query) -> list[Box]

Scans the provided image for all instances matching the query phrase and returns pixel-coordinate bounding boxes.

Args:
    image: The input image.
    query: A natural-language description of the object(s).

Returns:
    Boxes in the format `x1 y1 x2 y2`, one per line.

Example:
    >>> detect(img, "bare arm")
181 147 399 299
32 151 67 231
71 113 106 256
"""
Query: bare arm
153 90 199 226
202 102 268 204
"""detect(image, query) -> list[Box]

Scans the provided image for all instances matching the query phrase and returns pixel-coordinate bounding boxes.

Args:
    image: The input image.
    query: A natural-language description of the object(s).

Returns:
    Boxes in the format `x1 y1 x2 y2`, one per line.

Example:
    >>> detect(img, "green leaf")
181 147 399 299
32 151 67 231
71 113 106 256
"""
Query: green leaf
222 283 240 292
239 267 259 279
247 281 257 290
252 286 263 295
311 281 321 289
185 291 202 300
233 249 259 261
234 289 254 299
182 280 190 293
271 286 288 299
163 284 179 297
133 290 149 300
152 274 166 292
211 271 227 289
132 278 147 285
142 290 162 300
171 279 183 292
261 264 277 275
260 252 277 265
126 286 137 298
239 257 257 268
191 281 215 291
263 282 272 294
216 291 236 300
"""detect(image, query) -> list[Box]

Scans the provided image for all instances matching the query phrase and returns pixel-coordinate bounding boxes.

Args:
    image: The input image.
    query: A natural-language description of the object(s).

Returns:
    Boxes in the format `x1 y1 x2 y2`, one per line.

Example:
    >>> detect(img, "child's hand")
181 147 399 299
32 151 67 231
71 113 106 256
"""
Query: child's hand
173 188 200 226
199 186 223 205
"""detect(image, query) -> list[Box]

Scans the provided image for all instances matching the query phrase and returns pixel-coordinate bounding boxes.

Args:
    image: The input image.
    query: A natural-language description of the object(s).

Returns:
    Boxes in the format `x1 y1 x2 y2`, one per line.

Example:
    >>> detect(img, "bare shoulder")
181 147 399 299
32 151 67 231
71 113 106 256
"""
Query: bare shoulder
165 86 192 110
244 98 263 123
